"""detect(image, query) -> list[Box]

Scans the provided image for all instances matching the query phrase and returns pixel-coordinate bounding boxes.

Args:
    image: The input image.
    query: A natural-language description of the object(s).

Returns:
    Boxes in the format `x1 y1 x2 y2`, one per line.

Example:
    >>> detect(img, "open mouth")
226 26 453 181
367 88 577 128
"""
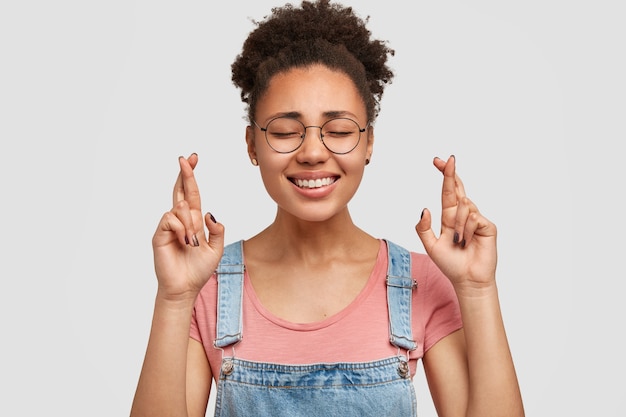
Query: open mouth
291 177 337 189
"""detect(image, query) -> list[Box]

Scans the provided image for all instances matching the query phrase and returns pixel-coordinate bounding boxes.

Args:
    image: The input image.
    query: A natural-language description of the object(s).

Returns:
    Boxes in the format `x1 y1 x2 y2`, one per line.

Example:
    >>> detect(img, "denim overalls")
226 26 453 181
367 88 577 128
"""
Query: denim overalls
212 240 419 417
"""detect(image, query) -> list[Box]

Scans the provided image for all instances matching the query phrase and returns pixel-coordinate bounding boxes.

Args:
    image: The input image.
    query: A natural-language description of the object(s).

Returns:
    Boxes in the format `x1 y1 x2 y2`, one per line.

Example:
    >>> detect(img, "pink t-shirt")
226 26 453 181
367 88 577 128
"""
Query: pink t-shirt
190 239 462 379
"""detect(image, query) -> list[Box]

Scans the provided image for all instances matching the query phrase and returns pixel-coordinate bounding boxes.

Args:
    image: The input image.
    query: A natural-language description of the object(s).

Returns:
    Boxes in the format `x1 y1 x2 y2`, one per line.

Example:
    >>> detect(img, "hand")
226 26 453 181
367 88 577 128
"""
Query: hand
152 153 225 301
415 156 497 291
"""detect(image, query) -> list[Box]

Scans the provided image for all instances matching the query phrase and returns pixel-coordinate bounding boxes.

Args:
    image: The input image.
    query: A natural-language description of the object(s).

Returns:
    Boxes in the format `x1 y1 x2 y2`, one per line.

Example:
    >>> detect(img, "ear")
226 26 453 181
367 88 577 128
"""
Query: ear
246 125 257 161
365 125 374 163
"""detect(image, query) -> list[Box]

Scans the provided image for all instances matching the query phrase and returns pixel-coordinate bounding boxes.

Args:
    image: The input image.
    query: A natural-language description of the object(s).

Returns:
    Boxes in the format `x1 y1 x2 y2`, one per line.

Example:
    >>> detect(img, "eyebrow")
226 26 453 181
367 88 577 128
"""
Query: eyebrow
264 110 359 122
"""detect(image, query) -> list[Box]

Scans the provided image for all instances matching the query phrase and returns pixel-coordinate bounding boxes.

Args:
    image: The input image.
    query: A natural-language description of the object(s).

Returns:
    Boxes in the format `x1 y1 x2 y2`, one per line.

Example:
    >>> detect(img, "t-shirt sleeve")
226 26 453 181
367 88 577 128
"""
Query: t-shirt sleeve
412 253 463 353
189 305 201 343
188 273 218 345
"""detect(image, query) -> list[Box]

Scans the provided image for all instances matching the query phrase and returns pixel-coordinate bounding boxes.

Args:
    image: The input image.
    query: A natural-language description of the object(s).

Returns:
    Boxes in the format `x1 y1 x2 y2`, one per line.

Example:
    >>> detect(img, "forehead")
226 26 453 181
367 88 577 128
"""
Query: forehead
256 65 366 121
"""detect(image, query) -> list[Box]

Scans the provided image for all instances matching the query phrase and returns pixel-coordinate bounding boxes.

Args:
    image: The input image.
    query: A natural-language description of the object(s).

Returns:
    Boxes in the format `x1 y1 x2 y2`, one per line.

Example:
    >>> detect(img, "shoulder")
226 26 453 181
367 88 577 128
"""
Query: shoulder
382 240 458 312
195 239 245 302
410 251 443 283
382 239 442 281
407 249 454 301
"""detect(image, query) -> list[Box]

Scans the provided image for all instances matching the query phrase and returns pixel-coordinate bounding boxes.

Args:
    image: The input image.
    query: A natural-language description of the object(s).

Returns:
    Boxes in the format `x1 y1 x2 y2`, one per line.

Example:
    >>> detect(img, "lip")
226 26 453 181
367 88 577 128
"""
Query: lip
288 172 339 194
292 176 337 188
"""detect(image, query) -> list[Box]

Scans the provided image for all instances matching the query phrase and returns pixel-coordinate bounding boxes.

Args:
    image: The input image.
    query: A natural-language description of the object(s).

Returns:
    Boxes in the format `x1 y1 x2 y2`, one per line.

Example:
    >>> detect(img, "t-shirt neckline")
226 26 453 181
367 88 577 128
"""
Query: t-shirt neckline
242 239 388 331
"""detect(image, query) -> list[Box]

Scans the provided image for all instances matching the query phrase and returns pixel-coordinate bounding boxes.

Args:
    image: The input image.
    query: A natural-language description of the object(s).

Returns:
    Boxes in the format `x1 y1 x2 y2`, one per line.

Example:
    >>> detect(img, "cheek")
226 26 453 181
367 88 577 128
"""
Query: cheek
256 154 291 190
335 156 366 180
342 143 369 169
256 148 287 170
253 134 279 162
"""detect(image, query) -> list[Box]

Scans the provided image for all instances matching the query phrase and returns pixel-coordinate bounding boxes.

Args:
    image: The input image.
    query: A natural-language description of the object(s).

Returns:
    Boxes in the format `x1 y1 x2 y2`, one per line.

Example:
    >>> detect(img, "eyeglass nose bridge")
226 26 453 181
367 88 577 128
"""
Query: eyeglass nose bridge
299 124 326 141
289 124 332 154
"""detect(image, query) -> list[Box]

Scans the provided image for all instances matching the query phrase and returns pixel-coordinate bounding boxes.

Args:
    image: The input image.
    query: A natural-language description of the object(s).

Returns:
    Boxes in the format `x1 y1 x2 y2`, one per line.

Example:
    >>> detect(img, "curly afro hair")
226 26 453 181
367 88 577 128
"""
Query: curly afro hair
231 0 395 123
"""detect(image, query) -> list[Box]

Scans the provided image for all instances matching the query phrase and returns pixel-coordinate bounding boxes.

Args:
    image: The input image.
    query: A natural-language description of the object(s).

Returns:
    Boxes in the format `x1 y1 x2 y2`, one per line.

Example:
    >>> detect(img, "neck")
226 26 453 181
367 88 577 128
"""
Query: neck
248 207 376 263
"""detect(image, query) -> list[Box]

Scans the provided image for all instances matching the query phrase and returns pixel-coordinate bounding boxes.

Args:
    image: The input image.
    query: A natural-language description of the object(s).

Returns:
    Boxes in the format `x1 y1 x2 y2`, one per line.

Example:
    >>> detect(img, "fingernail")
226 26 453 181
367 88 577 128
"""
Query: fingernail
209 213 217 223
453 231 460 244
192 234 199 247
185 236 190 245
420 209 425 220
461 239 466 248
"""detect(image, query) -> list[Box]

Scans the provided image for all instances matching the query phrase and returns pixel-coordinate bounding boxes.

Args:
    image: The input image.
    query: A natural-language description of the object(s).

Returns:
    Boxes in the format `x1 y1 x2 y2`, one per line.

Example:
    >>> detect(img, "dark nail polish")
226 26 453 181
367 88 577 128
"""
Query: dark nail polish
209 213 217 223
420 209 425 220
192 234 199 247
461 239 466 248
453 232 459 244
185 236 190 245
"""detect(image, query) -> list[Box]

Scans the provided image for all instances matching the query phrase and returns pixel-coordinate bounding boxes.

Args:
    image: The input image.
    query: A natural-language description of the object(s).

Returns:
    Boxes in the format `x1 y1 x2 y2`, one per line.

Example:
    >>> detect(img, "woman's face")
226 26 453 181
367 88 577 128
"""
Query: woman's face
247 64 373 223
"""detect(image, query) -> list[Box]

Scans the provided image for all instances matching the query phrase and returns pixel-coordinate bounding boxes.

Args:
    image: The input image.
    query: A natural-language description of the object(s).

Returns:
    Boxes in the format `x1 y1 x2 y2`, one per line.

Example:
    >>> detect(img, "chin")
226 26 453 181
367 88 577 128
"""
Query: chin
282 203 348 224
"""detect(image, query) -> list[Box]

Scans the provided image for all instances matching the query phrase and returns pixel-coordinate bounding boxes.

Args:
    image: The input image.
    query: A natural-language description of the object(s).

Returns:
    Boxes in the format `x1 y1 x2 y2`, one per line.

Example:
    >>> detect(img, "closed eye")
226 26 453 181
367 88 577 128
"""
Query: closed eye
324 130 354 137
269 131 302 139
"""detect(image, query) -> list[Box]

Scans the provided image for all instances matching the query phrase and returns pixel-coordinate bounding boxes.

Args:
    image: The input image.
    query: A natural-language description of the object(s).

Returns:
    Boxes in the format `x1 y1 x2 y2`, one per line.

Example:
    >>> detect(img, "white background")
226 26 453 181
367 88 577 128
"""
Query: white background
1 0 623 415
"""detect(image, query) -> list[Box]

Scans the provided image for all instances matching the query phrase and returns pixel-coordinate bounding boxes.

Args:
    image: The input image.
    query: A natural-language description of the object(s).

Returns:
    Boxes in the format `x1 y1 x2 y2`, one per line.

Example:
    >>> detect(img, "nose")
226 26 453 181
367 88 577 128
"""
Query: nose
302 125 323 141
296 125 330 163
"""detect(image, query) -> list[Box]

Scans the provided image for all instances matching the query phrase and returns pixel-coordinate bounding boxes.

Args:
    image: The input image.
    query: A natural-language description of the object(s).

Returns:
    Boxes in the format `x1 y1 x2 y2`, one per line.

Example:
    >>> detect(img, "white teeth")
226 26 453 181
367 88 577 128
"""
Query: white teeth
295 177 335 189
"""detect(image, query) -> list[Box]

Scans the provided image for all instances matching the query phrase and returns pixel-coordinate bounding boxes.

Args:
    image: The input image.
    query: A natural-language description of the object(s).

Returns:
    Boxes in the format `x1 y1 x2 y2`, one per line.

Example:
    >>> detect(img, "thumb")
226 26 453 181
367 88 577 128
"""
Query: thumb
204 212 225 256
415 208 437 254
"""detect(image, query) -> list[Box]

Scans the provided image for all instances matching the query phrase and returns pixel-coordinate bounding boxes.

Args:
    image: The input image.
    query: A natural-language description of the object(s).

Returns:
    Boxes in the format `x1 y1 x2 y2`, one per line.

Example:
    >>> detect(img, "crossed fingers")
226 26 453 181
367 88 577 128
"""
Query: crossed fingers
171 153 202 247
435 155 482 248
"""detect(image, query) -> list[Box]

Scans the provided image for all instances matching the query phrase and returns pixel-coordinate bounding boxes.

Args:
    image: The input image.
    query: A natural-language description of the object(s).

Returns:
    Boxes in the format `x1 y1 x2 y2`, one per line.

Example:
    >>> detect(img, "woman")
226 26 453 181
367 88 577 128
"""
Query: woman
130 1 524 416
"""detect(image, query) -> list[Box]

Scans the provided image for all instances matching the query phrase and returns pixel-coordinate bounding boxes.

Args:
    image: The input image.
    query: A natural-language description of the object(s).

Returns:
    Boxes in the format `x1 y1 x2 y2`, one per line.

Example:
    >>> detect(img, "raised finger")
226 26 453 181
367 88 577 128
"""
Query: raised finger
434 156 468 195
172 154 197 203
172 153 201 210
437 155 458 211
454 171 467 200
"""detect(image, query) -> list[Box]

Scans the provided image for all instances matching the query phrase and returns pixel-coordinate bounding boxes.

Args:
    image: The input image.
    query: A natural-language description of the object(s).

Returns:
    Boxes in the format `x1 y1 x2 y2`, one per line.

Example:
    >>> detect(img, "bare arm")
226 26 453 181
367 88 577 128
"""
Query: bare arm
186 338 213 416
130 297 197 416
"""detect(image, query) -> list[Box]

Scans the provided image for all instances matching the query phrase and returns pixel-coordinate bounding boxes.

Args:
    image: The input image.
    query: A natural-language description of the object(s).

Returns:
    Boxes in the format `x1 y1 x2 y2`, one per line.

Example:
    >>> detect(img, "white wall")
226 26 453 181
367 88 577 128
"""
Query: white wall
1 0 623 415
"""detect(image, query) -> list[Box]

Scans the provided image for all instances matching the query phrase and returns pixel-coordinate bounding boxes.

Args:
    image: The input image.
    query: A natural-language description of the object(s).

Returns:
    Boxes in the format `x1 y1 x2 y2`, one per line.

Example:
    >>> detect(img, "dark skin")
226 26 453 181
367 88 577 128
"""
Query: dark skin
131 64 524 417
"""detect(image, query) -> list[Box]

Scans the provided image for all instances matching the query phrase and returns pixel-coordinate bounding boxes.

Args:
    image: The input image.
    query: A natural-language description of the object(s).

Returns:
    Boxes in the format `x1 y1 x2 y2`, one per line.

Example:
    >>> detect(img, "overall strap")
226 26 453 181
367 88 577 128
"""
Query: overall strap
214 240 245 348
385 239 418 351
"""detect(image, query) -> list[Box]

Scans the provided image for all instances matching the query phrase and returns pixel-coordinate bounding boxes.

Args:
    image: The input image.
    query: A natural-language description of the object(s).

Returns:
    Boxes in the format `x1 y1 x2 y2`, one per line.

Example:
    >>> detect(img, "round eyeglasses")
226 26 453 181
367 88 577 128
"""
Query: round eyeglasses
252 117 369 154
